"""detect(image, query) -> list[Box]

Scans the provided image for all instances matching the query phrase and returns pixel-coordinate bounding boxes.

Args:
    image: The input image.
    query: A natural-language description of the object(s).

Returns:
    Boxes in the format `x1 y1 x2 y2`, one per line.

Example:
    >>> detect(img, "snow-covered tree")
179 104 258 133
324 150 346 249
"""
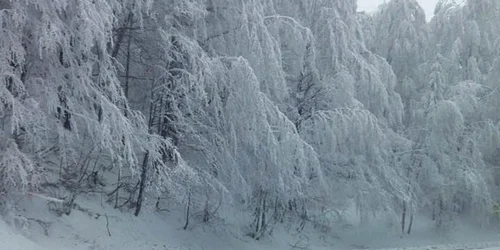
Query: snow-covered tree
0 0 191 218
372 0 429 85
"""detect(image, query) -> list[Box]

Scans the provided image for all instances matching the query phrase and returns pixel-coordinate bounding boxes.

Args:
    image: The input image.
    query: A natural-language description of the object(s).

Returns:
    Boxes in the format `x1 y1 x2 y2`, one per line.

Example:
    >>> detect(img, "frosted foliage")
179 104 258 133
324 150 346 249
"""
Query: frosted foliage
431 0 499 76
373 0 428 82
0 0 188 212
431 3 465 57
299 109 405 217
278 0 405 127
466 0 500 47
177 0 408 217
422 60 446 108
481 59 500 121
203 0 404 126
0 138 38 199
3 0 500 234
464 21 481 57
222 58 321 202
203 0 288 103
364 0 500 227
299 110 385 169
404 97 489 224
446 81 484 121
485 57 500 88
477 122 500 166
425 101 463 154
321 71 361 110
432 40 466 86
352 54 404 127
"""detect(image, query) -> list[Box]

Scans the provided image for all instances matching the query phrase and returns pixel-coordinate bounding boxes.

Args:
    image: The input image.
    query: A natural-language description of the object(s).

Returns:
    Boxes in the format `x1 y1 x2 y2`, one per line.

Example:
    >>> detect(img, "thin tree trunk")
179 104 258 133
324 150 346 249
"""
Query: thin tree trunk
124 25 132 100
134 151 149 216
273 197 280 222
183 190 191 230
407 212 414 235
254 202 261 237
254 191 264 239
133 72 157 217
432 200 436 221
155 197 161 210
203 200 210 222
254 191 268 240
401 201 407 234
111 12 133 58
438 198 444 228
261 197 266 230
115 165 121 208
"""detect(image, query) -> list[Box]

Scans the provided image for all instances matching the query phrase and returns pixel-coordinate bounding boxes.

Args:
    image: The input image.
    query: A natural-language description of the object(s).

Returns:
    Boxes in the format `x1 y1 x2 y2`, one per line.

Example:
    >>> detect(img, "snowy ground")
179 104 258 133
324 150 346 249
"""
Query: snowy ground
0 219 45 250
2 216 500 250
1 194 500 250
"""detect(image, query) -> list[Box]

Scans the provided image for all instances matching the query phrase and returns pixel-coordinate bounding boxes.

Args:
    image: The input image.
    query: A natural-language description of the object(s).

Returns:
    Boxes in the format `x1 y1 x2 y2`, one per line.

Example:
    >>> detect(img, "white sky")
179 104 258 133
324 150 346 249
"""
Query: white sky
357 0 439 21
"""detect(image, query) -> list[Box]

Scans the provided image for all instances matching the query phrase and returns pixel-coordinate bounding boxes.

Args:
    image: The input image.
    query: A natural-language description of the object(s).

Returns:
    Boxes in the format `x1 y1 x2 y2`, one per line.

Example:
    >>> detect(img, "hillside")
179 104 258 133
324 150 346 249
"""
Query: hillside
2 0 500 249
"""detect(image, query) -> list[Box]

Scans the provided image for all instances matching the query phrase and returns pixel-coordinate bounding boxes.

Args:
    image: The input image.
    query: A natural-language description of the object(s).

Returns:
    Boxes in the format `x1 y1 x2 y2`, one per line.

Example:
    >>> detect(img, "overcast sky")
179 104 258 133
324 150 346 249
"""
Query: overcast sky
357 0 439 21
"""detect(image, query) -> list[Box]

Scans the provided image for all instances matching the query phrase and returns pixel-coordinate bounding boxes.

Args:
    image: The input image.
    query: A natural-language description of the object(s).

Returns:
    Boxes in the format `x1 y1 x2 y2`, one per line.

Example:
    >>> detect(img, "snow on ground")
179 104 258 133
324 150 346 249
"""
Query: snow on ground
1 194 500 250
0 219 46 250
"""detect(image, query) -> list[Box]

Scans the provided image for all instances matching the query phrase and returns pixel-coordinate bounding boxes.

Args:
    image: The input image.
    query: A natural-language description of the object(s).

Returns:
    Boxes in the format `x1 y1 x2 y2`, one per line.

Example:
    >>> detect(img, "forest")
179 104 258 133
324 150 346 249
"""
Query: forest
1 0 500 247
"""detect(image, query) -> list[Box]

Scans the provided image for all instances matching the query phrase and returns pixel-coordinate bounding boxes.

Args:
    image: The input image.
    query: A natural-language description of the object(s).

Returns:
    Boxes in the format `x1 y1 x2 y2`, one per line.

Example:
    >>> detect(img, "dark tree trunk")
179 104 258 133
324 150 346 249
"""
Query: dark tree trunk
183 190 191 230
401 201 407 234
123 24 132 100
407 212 414 235
134 151 149 216
111 12 133 58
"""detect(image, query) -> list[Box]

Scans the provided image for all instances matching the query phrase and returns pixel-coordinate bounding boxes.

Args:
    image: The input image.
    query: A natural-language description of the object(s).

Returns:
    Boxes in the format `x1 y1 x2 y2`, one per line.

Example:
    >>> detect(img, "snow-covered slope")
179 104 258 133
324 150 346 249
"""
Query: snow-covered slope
2 195 500 250
1 213 500 250
0 219 46 250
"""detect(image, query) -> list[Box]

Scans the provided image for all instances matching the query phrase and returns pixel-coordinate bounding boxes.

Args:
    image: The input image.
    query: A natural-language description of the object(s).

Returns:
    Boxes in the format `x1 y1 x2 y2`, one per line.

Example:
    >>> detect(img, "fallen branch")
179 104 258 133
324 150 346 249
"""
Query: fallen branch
28 192 64 203
105 213 111 237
